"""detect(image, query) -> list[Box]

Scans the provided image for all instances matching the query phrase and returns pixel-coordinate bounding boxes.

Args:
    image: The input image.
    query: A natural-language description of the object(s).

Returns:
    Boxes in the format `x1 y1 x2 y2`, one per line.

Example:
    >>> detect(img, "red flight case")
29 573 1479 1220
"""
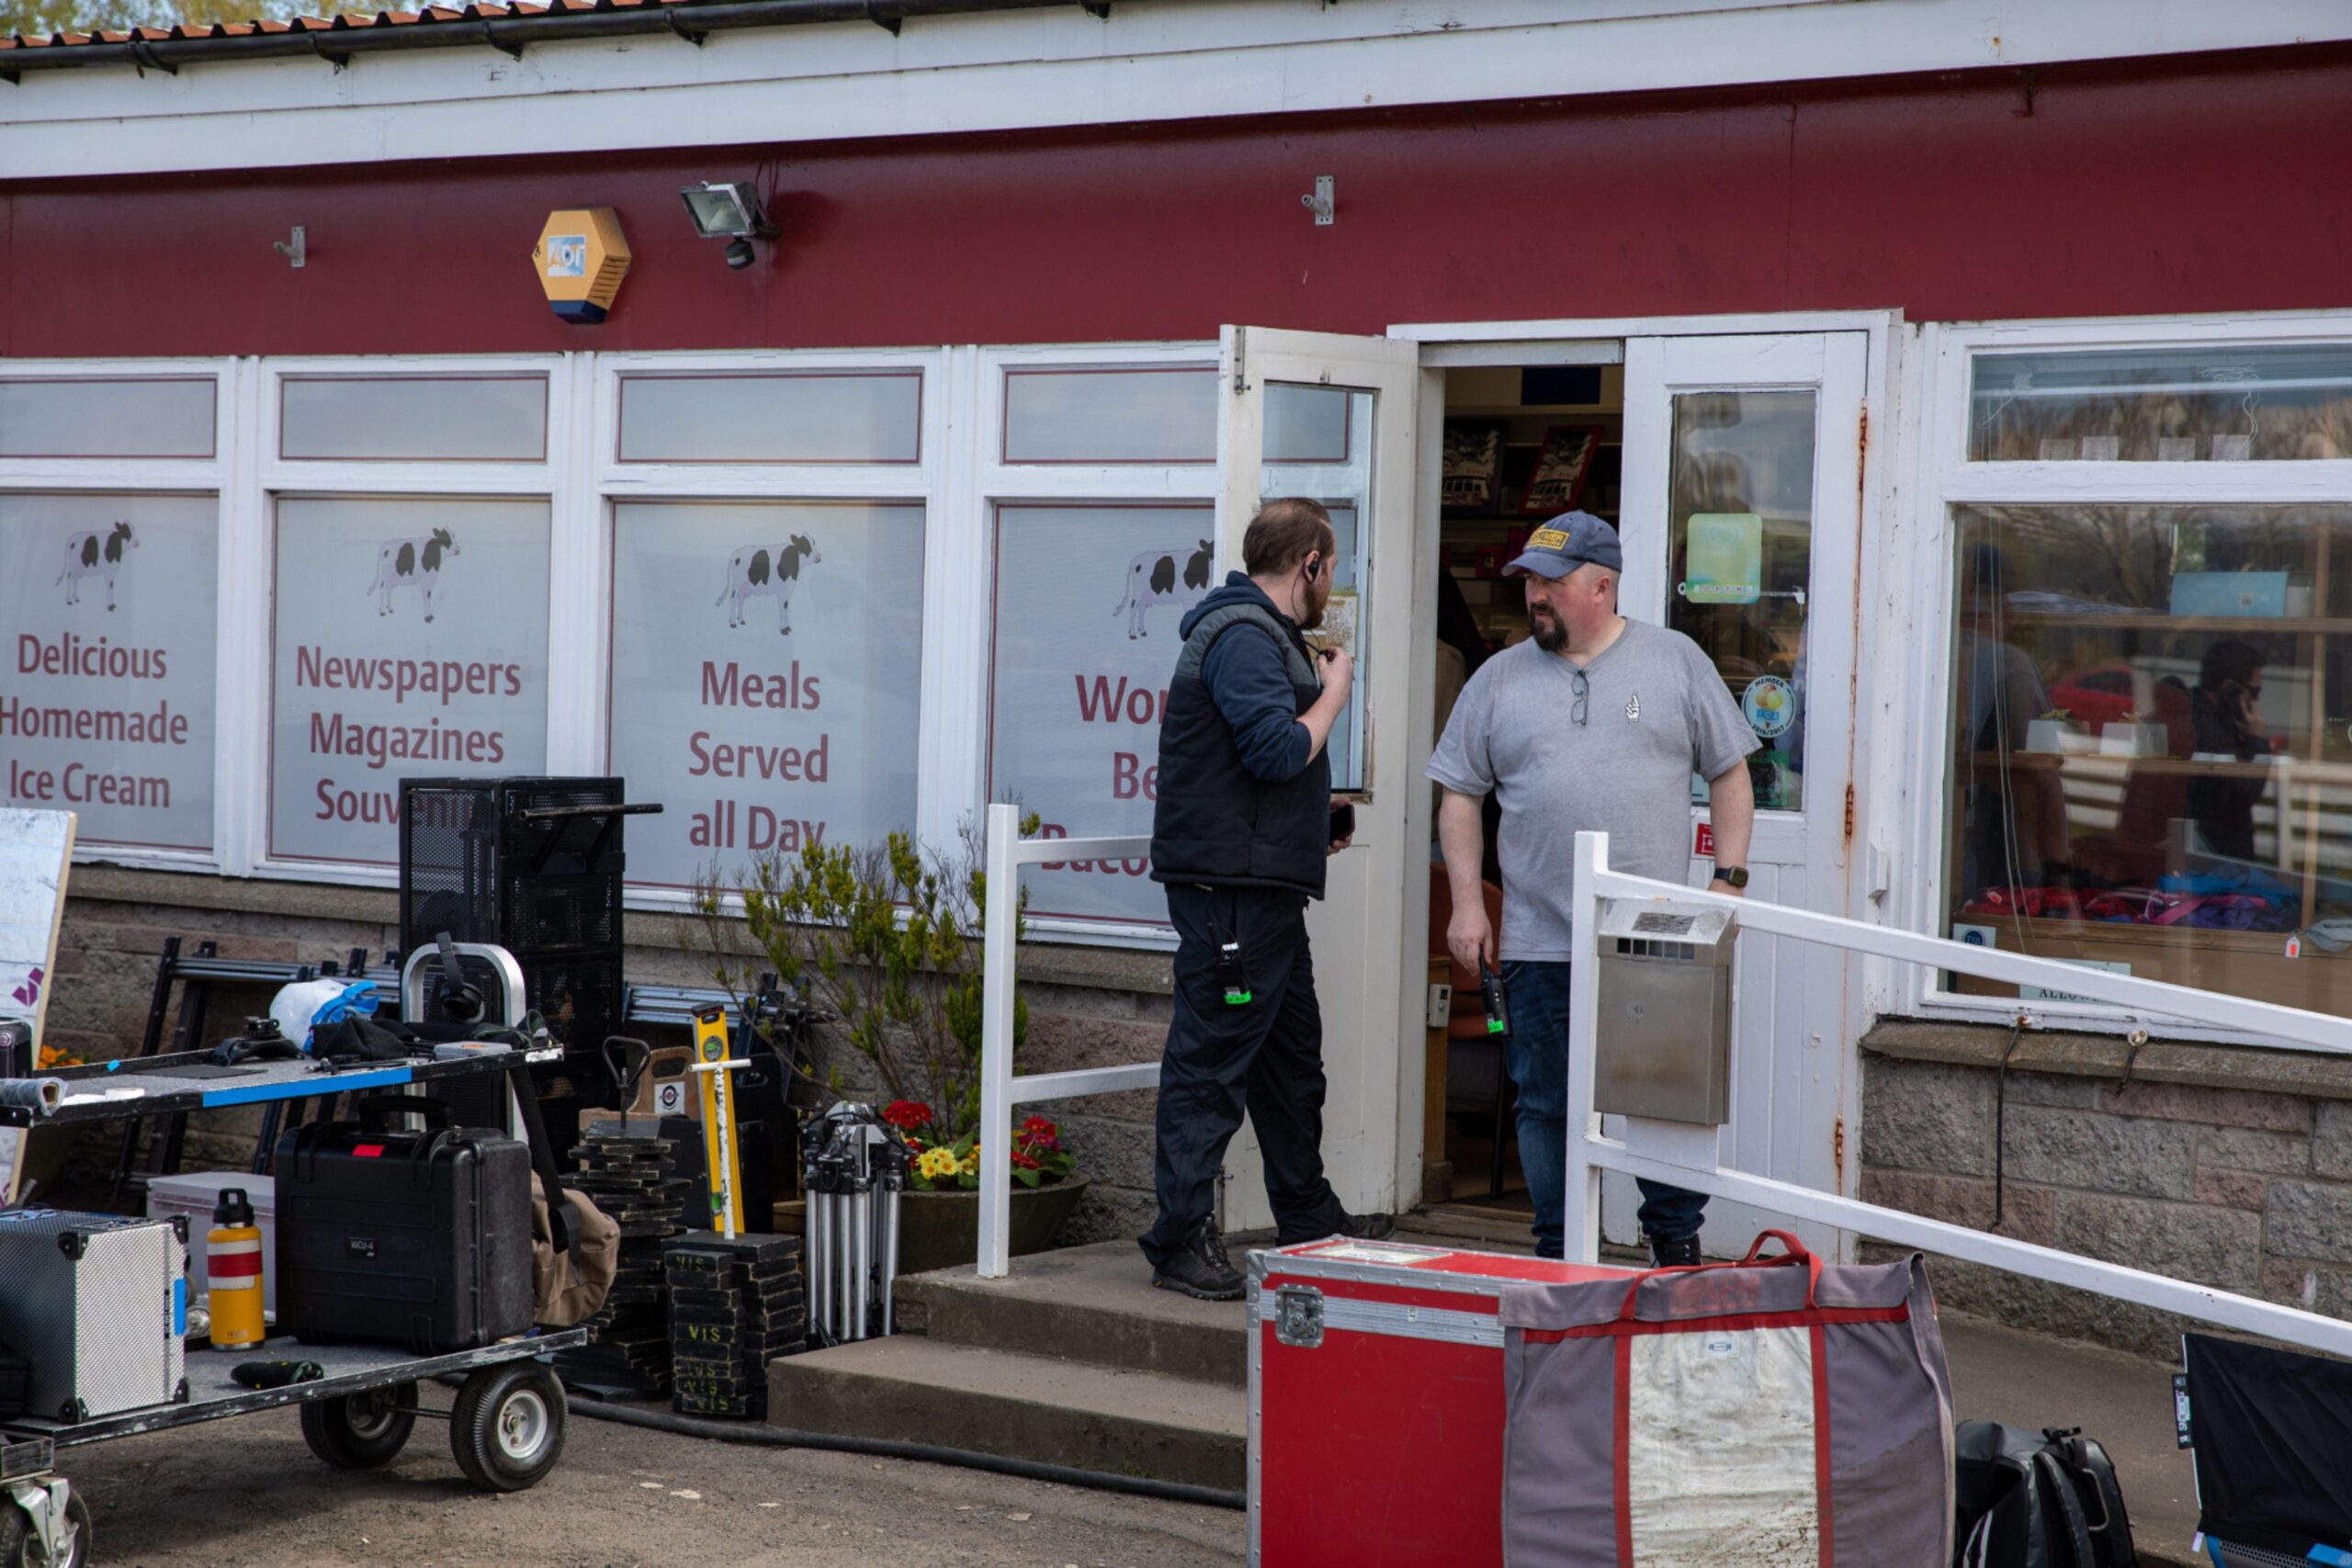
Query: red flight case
1248 1236 1634 1566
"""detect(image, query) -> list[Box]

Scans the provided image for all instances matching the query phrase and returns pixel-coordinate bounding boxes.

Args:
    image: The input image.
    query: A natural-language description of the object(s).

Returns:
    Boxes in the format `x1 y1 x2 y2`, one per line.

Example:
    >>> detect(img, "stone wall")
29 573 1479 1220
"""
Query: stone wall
35 866 1170 1252
1860 1020 2352 1359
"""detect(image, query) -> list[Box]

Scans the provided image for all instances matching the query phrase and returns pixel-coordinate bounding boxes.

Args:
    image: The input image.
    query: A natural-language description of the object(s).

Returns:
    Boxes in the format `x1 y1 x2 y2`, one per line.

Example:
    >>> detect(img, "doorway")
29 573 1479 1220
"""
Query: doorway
1413 331 1871 1255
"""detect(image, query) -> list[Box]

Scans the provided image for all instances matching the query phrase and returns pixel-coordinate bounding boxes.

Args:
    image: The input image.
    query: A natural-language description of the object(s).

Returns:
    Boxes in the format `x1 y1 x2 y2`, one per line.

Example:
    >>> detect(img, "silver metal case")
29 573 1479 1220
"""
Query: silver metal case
0 1210 188 1422
1592 899 1736 1126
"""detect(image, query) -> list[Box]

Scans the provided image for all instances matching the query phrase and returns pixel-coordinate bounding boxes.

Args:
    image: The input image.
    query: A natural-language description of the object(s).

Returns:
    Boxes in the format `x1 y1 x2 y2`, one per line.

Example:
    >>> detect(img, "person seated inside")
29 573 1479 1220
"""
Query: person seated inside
2185 639 2272 863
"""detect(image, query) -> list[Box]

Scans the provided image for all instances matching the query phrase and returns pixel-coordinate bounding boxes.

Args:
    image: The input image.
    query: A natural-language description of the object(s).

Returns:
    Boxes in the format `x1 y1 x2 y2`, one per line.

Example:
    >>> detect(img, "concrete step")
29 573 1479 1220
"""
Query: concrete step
894 1238 1249 1387
766 1335 1246 1492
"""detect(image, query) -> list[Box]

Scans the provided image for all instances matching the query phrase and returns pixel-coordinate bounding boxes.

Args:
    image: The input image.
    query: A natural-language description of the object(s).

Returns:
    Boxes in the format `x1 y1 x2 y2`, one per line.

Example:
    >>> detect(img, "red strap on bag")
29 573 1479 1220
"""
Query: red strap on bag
1614 1228 1823 1322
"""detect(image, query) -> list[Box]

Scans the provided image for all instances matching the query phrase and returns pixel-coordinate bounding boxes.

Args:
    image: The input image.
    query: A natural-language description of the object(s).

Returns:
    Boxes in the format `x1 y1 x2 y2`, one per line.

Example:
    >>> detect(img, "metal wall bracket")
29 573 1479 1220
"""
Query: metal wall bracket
1301 174 1335 226
1273 1284 1324 1348
272 225 307 269
1080 1 1110 15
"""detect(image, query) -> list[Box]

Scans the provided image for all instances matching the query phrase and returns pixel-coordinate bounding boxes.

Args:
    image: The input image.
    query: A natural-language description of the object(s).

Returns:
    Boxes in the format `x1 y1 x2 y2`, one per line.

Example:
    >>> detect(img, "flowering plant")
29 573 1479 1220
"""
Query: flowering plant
893 1105 1078 1192
695 818 1036 1143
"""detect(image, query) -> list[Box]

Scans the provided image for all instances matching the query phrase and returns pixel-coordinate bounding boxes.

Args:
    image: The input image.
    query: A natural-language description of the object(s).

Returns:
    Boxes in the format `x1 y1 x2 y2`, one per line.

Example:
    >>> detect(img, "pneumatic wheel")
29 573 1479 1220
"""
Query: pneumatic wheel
449 1363 567 1493
0 1488 93 1568
300 1381 419 1469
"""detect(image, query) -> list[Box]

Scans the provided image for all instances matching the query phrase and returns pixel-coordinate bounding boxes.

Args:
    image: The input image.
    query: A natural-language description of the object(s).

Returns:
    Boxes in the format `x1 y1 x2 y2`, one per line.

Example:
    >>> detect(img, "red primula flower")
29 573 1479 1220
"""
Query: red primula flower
1022 1115 1057 1135
1011 1149 1041 1170
883 1100 934 1132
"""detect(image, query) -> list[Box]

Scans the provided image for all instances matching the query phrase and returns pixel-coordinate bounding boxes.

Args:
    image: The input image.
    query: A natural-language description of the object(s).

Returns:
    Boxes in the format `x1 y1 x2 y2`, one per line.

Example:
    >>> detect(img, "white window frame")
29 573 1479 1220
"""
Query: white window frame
1901 310 2352 1045
590 345 952 911
243 354 576 887
0 355 239 873
975 341 1221 951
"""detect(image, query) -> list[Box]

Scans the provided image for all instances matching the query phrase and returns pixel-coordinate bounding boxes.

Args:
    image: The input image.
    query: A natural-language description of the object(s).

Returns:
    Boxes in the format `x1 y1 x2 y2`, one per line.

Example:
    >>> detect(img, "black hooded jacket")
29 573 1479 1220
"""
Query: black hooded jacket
1148 574 1331 898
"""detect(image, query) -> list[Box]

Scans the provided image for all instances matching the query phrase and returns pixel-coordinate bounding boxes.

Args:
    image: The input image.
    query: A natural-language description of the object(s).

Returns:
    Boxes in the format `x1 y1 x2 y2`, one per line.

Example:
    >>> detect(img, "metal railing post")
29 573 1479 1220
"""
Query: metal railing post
977 803 1021 1280
1562 830 1608 1264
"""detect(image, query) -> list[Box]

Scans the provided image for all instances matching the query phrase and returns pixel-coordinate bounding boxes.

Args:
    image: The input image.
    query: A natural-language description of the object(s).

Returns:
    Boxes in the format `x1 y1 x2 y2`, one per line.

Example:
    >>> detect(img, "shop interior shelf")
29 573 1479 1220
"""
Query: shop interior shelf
2005 613 2352 633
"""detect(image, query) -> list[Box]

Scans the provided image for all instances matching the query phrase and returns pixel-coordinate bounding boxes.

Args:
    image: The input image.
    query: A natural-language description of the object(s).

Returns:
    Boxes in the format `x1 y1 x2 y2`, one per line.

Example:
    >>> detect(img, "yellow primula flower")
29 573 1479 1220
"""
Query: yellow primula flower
957 1154 979 1177
917 1147 960 1181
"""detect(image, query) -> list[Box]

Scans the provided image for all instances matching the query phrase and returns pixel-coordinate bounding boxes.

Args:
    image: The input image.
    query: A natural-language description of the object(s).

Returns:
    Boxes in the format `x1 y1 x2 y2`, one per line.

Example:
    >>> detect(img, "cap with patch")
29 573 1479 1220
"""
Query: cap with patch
1504 510 1623 580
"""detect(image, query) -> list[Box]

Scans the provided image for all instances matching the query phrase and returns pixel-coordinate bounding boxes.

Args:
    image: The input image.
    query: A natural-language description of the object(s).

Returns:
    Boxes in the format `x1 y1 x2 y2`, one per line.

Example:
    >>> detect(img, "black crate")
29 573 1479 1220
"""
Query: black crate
399 777 630 1102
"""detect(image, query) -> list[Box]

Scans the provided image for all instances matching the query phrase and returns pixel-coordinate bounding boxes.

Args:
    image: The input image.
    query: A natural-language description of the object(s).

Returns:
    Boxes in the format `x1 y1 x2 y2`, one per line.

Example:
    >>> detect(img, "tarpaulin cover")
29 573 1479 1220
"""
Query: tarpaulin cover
2185 1332 2352 1556
1497 1232 1953 1568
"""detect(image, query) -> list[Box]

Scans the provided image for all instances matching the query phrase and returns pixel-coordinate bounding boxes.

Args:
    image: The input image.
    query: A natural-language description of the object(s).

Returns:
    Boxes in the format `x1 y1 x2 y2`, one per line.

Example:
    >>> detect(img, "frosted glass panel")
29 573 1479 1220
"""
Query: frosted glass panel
269 495 550 863
609 500 924 889
617 372 922 463
0 378 214 458
279 377 548 461
993 503 1216 925
1 492 219 851
1264 382 1351 462
1003 367 1216 463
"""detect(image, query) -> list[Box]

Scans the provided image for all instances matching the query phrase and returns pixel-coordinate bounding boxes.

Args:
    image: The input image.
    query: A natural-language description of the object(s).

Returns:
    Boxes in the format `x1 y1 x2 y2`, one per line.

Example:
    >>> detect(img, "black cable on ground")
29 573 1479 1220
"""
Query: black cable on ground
567 1396 1248 1511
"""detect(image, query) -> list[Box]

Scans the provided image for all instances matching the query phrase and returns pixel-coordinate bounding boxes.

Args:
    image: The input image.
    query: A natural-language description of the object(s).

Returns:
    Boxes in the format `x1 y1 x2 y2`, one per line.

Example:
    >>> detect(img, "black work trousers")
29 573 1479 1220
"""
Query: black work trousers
1140 882 1345 1265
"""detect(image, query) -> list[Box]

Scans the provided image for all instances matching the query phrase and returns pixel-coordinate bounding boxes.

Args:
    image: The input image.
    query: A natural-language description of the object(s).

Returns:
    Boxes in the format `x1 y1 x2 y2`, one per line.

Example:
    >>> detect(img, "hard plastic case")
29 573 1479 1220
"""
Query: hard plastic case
274 1097 534 1354
1248 1237 1633 1567
0 1210 189 1422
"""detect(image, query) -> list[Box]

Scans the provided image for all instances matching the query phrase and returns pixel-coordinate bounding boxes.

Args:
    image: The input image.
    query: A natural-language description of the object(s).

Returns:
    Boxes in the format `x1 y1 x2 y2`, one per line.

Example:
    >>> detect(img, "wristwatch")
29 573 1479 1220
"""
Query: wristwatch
1712 865 1749 889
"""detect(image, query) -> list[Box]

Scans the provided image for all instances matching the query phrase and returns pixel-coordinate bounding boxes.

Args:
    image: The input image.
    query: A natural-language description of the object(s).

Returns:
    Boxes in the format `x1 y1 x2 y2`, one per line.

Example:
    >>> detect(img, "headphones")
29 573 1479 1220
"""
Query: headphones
1304 553 1322 583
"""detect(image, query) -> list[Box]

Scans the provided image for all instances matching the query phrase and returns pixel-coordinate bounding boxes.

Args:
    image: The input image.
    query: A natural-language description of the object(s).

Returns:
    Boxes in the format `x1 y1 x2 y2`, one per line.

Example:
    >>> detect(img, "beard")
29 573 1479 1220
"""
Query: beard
1530 602 1566 652
1298 575 1331 630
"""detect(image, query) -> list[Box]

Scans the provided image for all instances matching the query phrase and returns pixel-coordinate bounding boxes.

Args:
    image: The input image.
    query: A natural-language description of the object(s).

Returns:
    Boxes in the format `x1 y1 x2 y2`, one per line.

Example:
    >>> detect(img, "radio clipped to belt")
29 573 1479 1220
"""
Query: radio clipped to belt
1218 942 1251 1008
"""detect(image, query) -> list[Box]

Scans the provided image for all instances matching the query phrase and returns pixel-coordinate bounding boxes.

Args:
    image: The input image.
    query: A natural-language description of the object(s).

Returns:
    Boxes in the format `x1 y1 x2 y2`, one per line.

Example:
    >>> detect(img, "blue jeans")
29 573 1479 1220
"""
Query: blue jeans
1503 959 1707 1259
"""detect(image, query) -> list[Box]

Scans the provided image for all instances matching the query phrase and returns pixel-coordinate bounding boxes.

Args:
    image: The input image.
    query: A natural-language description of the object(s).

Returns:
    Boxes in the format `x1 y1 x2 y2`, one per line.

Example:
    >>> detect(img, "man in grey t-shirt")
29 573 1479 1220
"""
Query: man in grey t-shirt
1427 511 1758 1265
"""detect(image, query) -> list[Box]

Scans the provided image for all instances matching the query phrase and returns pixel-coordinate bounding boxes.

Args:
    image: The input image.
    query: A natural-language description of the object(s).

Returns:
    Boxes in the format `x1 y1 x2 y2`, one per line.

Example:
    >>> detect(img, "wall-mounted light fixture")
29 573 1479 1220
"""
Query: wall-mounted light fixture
680 180 778 270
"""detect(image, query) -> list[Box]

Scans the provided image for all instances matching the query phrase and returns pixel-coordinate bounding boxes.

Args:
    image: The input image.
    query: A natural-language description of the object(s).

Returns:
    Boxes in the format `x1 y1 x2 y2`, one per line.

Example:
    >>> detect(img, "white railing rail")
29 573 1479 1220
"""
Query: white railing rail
978 801 1158 1279
1564 829 2352 1359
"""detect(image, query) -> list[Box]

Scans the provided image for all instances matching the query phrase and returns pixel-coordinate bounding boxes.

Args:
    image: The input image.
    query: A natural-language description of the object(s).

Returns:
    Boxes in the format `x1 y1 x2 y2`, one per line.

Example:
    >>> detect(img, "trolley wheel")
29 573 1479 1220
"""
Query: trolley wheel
300 1381 419 1469
449 1363 566 1494
0 1488 92 1568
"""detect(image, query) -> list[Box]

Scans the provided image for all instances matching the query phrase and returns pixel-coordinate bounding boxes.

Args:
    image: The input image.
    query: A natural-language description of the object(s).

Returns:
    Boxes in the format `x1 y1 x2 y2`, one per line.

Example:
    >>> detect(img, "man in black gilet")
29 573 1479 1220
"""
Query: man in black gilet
1141 497 1394 1301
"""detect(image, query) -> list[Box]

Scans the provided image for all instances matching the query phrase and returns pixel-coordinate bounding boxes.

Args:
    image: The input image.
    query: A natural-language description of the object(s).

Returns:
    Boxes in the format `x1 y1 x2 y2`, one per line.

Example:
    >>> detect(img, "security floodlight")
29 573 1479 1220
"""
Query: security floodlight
680 181 773 240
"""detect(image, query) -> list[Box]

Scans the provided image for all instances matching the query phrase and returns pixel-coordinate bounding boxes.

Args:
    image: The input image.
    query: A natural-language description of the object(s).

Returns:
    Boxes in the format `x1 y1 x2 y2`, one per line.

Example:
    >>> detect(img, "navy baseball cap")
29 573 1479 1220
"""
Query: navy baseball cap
1504 511 1623 579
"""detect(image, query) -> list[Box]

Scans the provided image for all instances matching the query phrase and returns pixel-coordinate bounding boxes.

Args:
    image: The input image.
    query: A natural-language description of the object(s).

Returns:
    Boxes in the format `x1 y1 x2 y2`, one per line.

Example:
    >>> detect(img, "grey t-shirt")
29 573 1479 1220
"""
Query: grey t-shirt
1426 618 1758 960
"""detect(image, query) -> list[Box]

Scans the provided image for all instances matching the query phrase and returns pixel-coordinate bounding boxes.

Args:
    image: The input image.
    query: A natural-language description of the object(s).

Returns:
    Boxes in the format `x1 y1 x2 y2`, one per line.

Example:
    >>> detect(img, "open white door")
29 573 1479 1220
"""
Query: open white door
1610 332 1868 1257
1215 326 1424 1229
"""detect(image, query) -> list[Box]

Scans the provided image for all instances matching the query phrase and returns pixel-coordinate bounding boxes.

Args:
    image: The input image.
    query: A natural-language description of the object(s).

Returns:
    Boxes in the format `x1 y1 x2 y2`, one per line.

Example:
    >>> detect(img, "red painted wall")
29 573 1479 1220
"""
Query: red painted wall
6 44 2348 357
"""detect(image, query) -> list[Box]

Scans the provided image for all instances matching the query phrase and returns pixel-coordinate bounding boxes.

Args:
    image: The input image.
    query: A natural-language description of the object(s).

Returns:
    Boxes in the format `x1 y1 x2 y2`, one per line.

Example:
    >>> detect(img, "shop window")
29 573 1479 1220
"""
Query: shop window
1969 344 2352 462
0 378 215 458
990 502 1216 924
1 491 219 851
616 371 922 464
268 495 551 863
278 376 548 462
1665 389 1818 811
1942 502 2352 1013
607 499 924 890
1002 367 1218 464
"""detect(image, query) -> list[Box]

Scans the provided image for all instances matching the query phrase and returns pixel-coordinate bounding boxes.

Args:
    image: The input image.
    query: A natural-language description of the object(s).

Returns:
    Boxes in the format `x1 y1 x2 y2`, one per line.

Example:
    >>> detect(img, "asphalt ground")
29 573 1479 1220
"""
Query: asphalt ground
51 1399 1245 1568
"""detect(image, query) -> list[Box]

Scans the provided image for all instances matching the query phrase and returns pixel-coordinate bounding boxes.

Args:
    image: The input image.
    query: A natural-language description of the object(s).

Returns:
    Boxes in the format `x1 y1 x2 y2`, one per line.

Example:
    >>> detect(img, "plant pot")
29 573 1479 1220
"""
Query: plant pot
893 1180 1089 1277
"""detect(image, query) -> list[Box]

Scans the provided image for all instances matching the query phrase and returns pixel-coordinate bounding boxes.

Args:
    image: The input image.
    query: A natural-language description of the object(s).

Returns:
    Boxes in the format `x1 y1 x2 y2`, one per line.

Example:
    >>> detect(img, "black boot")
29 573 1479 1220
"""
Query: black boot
1153 1219 1244 1302
1646 1232 1703 1269
1277 1209 1396 1247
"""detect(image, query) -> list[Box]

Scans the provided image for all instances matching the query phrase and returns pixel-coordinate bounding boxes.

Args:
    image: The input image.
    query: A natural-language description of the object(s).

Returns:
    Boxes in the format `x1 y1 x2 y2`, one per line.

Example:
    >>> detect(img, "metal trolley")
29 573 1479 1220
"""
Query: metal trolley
1 1043 590 1568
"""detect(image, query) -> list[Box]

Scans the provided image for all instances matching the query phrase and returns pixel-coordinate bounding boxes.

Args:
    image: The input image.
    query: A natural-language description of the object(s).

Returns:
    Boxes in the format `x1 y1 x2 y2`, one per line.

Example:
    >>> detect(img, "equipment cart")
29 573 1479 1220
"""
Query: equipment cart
1 1042 589 1567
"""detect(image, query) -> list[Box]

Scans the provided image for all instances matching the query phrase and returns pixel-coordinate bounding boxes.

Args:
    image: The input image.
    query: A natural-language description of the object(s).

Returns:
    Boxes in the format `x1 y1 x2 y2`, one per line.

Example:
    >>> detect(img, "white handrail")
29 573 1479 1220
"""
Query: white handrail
978 802 1158 1279
1562 829 2352 1359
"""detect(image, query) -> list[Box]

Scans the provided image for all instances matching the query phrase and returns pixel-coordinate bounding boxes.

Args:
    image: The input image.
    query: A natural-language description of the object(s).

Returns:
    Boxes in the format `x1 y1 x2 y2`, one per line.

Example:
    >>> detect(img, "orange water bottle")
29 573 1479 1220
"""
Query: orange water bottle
207 1188 266 1350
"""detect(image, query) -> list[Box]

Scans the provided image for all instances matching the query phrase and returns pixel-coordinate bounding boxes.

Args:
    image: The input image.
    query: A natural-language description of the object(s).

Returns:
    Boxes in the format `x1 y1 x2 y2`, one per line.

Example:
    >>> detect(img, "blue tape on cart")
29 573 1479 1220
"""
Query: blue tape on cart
199 1066 413 1107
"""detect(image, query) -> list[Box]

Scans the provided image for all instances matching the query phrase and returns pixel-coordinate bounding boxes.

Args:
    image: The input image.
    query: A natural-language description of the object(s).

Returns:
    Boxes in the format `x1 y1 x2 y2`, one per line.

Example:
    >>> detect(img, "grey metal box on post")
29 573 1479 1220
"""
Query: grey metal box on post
1592 901 1736 1126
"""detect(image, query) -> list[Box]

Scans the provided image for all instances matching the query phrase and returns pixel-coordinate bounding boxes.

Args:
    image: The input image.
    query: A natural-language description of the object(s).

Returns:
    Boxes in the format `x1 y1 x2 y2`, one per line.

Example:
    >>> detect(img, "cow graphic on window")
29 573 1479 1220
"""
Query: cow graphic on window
717 535 822 634
365 528 459 622
1113 540 1214 639
55 521 137 610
